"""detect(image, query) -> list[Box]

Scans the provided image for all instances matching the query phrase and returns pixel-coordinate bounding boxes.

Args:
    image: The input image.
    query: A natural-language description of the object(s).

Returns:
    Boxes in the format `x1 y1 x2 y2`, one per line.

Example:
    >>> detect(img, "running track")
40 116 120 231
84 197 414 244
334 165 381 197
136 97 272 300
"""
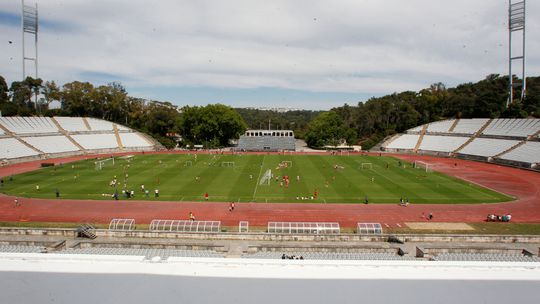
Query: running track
1 152 539 227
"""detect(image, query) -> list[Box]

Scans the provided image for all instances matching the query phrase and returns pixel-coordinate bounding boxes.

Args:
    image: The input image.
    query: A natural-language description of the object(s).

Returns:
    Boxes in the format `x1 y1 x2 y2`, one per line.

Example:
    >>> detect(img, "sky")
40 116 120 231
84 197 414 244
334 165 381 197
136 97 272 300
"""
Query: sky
0 0 538 110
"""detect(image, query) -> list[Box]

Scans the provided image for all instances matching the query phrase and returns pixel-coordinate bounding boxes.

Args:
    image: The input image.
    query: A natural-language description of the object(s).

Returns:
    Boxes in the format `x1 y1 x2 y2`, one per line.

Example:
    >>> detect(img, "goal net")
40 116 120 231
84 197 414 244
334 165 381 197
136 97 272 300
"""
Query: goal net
414 161 432 172
221 161 235 167
360 163 373 170
95 158 114 170
259 169 272 186
184 160 192 167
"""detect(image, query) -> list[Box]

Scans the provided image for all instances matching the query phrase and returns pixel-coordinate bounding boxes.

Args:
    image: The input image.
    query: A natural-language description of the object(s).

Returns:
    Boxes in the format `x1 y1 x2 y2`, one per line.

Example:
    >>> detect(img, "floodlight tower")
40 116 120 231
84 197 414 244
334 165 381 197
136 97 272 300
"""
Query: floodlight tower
21 0 38 81
507 0 526 107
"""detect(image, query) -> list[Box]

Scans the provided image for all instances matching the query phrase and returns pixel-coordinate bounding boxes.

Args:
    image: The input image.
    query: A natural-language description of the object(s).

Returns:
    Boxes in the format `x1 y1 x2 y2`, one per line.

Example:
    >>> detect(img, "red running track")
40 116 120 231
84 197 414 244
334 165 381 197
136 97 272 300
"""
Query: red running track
0 152 539 227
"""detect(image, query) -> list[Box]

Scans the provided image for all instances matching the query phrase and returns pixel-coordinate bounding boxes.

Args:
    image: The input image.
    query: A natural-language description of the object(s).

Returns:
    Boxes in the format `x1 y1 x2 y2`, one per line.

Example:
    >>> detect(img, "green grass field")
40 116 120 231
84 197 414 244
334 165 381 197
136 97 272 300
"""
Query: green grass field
0 154 512 204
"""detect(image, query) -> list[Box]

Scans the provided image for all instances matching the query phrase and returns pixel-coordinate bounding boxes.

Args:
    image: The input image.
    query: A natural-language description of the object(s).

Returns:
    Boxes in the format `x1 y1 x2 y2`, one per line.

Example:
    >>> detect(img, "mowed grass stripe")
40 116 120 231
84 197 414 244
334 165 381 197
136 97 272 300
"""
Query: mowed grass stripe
228 154 260 202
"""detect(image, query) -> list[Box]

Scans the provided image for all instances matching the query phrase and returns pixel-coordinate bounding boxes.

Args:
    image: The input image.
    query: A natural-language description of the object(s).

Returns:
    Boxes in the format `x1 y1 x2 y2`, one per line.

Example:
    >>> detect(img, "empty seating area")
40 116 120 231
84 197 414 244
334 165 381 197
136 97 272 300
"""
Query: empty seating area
483 118 540 138
69 134 119 150
0 117 58 134
426 119 455 133
432 253 540 262
382 118 540 170
451 118 489 135
499 142 540 164
0 245 46 253
58 247 223 259
119 133 153 148
458 138 520 157
242 251 414 260
54 116 89 132
0 116 158 161
21 135 80 154
0 138 39 159
419 135 468 152
237 136 295 151
385 134 419 150
86 118 114 131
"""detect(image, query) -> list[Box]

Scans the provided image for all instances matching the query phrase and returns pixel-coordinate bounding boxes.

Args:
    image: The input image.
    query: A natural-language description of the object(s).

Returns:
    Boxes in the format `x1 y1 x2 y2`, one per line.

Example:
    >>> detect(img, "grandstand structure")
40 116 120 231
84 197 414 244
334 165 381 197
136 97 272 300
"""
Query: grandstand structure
0 116 159 163
236 129 295 151
382 118 540 170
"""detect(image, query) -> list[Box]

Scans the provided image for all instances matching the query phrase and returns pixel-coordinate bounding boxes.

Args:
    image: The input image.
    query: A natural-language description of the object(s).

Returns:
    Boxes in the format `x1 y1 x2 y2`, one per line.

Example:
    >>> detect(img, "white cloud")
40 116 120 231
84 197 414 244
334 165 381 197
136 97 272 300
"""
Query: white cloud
0 0 538 107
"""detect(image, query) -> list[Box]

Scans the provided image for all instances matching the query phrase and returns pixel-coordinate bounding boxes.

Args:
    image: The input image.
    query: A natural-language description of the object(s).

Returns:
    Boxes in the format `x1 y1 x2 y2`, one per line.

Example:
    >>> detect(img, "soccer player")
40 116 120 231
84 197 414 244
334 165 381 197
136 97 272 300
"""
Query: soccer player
204 192 209 201
55 188 60 198
189 212 195 221
155 189 159 198
141 184 145 192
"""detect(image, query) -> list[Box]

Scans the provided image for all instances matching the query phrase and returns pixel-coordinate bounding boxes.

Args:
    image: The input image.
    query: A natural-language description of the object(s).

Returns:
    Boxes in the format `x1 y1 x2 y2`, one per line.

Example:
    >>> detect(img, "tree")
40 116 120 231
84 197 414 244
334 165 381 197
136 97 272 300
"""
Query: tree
0 76 8 104
60 81 95 116
43 81 61 110
179 104 247 148
305 111 355 148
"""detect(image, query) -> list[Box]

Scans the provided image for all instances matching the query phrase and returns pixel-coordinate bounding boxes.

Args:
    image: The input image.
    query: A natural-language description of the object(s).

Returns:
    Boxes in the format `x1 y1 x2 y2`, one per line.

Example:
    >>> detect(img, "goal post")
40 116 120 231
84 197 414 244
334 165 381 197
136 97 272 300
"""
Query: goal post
413 160 432 173
259 169 272 186
95 158 114 170
360 163 373 170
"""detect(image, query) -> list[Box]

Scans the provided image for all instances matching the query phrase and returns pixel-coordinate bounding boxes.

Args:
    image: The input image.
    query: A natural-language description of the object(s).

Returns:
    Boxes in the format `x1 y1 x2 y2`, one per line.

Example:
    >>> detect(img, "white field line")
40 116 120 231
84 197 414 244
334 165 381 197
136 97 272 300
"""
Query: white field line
252 155 266 200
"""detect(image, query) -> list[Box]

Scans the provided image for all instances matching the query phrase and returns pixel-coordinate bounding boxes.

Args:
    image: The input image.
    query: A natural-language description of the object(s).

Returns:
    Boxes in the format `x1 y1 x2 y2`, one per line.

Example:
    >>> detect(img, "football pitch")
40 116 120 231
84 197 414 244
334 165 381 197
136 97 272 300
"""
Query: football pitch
1 154 512 204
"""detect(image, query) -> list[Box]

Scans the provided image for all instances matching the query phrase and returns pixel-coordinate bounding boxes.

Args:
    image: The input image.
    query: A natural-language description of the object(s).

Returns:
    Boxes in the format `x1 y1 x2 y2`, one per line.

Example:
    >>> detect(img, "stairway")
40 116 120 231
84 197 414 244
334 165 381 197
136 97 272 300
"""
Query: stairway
453 119 493 154
50 117 87 152
493 140 527 158
413 124 428 153
82 117 92 130
528 130 540 141
448 119 460 132
113 124 124 150
77 224 97 239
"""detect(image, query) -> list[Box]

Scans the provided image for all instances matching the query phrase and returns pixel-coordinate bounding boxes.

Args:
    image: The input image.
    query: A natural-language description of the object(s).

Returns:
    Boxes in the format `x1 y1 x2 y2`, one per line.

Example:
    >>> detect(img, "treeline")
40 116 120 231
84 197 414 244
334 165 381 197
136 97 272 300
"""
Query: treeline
307 75 540 149
2 74 539 151
234 108 322 139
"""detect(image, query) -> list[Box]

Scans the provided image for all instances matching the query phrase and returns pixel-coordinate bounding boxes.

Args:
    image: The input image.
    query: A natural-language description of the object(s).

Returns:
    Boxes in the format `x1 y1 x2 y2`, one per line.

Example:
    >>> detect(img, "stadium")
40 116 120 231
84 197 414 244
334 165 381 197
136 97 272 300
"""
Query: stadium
1 1 540 303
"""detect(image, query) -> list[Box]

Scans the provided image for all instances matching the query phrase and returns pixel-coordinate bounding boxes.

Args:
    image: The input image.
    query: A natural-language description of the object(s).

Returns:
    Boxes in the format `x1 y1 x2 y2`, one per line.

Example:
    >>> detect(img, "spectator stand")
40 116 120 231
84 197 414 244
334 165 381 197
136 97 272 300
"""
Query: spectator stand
357 223 383 235
267 222 340 234
149 220 221 233
108 218 136 231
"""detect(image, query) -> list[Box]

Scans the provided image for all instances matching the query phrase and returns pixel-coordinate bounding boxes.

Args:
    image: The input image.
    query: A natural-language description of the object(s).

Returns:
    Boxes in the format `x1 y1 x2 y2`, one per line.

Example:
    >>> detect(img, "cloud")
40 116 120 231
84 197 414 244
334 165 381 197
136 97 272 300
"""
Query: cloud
0 0 538 109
